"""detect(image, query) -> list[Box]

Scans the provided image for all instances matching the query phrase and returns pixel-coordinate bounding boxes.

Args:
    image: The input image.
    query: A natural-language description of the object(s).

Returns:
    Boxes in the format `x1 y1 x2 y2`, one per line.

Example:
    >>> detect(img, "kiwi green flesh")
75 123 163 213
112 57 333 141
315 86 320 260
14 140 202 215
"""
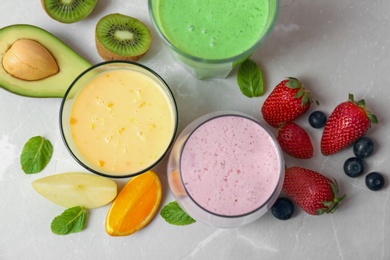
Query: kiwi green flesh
42 0 97 24
0 24 92 98
96 14 151 57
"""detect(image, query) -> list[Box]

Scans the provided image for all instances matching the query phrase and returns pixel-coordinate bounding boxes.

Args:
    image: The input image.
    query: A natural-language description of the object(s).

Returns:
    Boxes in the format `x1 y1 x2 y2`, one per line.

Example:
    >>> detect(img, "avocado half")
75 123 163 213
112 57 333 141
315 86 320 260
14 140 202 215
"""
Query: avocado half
0 24 92 98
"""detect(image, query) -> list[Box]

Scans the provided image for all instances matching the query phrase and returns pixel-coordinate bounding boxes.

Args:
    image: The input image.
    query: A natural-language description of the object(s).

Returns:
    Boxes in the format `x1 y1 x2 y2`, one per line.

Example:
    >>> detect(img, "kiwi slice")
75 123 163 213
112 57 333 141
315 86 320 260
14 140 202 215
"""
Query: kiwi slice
95 13 152 62
41 0 97 24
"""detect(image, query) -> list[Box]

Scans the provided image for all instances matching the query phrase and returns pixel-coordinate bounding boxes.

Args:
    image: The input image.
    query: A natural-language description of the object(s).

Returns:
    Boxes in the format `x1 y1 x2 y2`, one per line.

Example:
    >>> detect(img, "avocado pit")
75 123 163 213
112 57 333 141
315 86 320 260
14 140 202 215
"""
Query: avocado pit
2 38 59 81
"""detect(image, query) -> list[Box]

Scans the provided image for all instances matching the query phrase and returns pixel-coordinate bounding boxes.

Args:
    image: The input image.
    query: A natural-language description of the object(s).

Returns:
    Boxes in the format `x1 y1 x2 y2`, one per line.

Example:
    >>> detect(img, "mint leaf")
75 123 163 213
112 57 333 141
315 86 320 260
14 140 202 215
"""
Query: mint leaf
237 59 264 98
160 201 196 226
20 136 53 174
51 206 87 235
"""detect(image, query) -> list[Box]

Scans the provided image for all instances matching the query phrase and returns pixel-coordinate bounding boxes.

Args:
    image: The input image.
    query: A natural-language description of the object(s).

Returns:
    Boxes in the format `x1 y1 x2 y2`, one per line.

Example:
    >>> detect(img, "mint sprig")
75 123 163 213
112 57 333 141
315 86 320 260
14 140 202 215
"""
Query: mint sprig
160 201 196 226
237 59 264 98
51 206 87 235
20 136 53 174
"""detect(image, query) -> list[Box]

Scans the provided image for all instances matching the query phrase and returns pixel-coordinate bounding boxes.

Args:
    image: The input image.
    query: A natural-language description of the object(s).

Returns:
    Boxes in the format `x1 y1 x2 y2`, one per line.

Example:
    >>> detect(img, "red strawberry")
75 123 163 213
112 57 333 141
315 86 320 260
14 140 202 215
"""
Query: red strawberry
321 94 378 155
283 166 346 215
277 122 313 159
261 77 317 128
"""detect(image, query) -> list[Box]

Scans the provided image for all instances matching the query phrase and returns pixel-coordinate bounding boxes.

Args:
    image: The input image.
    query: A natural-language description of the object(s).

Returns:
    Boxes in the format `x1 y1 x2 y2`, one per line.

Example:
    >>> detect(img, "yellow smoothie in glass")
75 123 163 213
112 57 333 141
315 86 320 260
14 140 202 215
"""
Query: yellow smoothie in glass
68 69 176 176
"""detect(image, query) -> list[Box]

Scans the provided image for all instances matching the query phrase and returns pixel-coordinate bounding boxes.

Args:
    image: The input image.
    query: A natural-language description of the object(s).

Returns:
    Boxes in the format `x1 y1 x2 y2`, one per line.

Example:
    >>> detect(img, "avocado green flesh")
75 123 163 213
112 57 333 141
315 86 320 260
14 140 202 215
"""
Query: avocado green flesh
0 24 92 98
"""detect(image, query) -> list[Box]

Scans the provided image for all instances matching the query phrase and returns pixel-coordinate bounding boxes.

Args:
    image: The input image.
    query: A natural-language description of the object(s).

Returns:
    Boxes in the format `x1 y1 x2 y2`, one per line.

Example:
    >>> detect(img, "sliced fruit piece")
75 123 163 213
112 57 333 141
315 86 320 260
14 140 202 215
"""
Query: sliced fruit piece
32 172 117 209
106 170 162 236
95 13 152 62
0 24 92 97
41 0 97 24
168 169 186 197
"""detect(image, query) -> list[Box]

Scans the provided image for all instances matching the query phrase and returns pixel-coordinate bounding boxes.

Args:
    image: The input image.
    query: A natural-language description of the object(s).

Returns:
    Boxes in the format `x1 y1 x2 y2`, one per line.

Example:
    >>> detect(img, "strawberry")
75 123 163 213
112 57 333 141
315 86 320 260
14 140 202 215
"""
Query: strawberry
321 94 378 155
261 77 317 128
283 166 346 215
277 122 313 159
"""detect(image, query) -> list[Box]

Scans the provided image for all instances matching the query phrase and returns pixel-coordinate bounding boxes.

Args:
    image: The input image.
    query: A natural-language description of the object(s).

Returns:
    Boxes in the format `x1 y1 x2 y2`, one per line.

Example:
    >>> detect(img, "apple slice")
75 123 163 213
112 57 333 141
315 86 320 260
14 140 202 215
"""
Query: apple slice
32 172 117 209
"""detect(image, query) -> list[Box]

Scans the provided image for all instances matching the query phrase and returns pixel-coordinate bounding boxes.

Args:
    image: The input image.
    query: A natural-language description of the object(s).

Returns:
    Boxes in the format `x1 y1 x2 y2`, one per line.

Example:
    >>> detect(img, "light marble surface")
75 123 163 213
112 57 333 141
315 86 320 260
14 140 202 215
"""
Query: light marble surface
1 0 389 259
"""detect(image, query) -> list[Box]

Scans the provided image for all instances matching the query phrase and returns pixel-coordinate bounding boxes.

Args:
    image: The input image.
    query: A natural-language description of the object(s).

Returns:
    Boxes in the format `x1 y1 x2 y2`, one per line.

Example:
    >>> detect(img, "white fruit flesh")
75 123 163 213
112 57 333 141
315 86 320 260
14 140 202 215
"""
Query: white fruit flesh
32 172 117 209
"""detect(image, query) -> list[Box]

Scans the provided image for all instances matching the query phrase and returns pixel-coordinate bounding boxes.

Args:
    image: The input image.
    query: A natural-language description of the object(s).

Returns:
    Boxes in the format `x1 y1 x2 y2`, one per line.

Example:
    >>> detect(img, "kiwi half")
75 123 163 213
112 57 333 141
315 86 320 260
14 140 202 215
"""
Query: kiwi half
41 0 97 24
95 13 152 62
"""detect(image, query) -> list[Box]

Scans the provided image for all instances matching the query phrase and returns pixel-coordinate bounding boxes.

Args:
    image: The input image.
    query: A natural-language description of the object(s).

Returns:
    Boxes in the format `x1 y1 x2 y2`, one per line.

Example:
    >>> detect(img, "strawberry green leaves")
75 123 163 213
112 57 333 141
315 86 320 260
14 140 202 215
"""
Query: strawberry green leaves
20 136 53 174
51 206 87 235
349 93 378 125
160 201 196 226
237 59 264 98
286 77 317 107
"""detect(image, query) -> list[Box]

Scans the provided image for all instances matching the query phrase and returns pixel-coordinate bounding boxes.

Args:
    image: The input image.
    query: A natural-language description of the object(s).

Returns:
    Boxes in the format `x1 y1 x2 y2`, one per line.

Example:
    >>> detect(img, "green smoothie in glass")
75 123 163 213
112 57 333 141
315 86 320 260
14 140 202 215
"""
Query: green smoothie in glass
149 0 279 79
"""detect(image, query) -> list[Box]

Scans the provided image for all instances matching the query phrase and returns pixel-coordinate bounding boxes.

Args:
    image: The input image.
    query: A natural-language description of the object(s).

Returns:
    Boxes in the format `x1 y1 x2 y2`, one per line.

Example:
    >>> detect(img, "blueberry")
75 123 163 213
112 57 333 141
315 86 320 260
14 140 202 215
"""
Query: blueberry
365 172 385 191
353 137 374 159
343 157 364 178
308 111 327 128
271 197 294 220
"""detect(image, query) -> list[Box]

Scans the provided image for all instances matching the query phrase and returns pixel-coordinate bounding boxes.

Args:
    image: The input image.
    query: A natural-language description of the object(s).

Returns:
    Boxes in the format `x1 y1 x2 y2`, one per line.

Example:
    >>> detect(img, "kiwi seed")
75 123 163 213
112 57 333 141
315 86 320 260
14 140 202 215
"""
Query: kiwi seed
95 13 152 62
41 0 97 24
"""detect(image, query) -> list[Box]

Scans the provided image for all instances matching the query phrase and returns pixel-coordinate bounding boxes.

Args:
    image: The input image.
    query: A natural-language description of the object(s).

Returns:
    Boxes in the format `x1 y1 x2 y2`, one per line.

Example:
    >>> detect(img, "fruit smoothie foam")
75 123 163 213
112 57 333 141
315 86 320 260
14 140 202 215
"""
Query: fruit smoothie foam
154 0 270 60
180 114 282 216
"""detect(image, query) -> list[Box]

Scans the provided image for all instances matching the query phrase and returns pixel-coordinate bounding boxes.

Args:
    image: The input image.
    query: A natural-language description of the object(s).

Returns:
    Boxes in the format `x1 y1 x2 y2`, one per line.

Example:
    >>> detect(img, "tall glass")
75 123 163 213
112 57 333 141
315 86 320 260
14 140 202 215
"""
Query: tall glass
167 111 285 228
149 0 280 79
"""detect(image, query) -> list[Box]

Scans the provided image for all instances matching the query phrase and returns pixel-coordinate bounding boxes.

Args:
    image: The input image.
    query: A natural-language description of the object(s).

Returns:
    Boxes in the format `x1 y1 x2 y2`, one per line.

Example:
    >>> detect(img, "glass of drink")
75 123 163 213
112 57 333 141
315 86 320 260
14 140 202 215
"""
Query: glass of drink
60 61 178 178
148 0 280 79
167 111 285 228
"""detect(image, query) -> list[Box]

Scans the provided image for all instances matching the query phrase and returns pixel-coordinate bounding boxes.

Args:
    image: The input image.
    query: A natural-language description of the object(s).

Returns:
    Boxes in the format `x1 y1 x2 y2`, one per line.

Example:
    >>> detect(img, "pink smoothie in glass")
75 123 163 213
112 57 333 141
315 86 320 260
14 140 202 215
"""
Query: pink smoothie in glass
180 114 282 217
